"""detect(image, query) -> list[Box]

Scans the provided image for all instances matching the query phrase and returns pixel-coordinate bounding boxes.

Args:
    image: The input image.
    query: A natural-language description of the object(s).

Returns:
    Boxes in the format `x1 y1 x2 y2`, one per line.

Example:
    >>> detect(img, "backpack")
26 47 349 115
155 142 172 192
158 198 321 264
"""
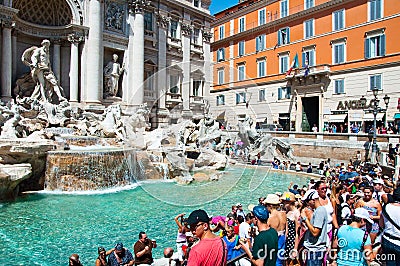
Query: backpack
337 203 351 226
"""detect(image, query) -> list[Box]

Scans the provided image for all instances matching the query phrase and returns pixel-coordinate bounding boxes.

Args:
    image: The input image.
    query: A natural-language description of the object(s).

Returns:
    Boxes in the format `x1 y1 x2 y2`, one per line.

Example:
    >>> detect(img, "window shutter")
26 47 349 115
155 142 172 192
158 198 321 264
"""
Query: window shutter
377 75 382 90
278 88 282 100
302 52 306 67
365 38 370 59
376 0 381 19
278 30 282 45
287 28 290 43
236 93 240 104
222 48 225 60
310 50 315 66
256 37 260 52
380 34 386 56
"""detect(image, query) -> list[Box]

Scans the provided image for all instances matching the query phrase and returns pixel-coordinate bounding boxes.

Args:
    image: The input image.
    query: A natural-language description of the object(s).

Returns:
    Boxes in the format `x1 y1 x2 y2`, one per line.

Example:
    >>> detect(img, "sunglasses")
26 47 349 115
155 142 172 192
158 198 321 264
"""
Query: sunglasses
189 222 205 231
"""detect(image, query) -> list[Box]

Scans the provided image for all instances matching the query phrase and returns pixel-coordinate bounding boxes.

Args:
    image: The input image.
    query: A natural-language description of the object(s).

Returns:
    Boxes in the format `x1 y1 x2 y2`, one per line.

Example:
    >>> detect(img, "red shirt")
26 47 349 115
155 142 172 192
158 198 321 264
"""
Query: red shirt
187 237 227 266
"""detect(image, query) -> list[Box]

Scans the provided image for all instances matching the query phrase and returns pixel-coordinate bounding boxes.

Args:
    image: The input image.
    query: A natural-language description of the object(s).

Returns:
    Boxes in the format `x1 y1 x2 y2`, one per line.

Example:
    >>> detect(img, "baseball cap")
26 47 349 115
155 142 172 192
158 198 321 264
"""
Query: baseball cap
354 208 373 224
236 202 242 207
252 205 269 221
115 242 124 251
302 189 319 201
186 209 210 225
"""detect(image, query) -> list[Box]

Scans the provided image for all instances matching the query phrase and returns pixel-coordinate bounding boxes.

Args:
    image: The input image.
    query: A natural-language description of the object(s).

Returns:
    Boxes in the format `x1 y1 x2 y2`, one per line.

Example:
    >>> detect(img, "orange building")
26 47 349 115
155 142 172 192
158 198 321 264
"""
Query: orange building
210 0 400 133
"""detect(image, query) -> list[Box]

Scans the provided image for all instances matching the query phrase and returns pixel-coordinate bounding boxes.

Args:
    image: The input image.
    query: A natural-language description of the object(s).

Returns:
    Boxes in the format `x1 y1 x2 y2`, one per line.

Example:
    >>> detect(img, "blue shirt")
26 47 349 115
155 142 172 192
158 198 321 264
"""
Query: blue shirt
107 249 134 266
336 225 371 266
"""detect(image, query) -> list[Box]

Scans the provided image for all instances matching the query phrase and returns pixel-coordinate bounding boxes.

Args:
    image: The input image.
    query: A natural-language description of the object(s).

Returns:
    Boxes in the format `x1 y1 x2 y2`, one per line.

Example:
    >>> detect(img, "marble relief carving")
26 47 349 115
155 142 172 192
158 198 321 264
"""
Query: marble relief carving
181 22 192 36
105 0 125 33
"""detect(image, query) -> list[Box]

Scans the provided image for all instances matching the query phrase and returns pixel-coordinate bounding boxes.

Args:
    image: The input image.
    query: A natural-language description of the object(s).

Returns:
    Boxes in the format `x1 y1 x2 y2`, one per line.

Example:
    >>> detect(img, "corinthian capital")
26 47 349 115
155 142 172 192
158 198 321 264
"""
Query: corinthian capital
156 14 169 28
68 33 84 43
181 23 192 36
202 31 213 42
128 0 151 14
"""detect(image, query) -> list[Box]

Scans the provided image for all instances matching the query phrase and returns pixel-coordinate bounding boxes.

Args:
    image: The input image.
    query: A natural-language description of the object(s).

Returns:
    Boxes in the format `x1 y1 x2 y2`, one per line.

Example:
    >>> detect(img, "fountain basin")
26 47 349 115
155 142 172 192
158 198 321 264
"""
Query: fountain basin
45 148 137 191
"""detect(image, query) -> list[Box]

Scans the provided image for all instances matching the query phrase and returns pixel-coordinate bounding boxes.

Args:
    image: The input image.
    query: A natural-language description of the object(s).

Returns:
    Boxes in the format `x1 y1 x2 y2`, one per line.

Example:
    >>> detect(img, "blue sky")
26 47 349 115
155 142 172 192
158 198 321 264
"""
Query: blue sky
209 0 237 15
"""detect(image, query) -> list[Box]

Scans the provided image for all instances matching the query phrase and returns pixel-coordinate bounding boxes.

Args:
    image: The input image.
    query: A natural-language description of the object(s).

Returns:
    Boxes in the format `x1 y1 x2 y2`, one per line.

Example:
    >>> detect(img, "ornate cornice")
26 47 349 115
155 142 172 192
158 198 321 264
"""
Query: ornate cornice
156 14 169 28
14 17 89 39
68 32 84 43
128 0 151 14
181 22 192 36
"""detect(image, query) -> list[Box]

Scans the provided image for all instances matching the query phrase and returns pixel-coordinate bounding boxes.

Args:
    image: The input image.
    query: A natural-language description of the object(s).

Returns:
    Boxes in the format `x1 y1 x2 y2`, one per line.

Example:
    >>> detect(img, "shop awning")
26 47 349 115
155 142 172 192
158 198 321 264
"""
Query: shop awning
349 113 363 121
394 113 400 119
329 114 348 123
216 111 225 120
256 118 267 122
363 112 385 121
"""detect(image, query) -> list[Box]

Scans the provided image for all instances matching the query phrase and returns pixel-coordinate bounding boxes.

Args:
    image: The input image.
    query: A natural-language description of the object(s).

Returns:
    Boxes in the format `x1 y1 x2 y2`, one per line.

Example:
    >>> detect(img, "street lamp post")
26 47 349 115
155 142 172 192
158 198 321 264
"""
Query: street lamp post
360 87 390 164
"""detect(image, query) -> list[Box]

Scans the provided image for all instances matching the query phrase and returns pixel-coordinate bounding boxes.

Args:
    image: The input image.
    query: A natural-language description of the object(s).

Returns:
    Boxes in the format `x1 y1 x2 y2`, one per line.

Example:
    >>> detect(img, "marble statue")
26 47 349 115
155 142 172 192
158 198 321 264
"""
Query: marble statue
22 40 67 103
104 54 124 98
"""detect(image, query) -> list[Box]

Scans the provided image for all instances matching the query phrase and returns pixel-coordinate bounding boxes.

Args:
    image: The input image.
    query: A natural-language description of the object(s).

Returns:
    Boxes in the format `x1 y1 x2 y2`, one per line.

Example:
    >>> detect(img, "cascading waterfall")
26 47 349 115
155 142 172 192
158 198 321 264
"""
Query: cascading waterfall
44 148 138 191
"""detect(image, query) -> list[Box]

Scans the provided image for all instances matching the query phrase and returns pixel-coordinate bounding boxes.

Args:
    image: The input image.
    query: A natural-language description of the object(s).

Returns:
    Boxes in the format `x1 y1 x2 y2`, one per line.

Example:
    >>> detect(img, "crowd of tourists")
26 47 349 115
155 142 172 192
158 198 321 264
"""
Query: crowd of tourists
69 158 400 266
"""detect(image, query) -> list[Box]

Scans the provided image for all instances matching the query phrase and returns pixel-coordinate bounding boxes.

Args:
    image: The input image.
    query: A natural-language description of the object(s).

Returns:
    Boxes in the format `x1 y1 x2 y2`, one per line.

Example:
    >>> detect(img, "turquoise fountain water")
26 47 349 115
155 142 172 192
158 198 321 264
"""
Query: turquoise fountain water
0 166 309 265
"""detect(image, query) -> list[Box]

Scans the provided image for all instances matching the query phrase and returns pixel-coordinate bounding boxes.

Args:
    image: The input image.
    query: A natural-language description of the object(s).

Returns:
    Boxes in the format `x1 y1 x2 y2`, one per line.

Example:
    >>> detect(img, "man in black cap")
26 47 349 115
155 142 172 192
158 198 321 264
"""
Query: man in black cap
107 242 134 266
240 205 278 266
186 209 226 266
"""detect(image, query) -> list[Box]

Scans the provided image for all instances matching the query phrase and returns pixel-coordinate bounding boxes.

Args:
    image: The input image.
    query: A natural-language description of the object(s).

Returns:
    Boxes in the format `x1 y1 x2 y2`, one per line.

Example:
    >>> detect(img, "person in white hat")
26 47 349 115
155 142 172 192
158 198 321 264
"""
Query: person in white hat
264 194 286 266
301 189 328 266
332 208 373 266
372 178 385 203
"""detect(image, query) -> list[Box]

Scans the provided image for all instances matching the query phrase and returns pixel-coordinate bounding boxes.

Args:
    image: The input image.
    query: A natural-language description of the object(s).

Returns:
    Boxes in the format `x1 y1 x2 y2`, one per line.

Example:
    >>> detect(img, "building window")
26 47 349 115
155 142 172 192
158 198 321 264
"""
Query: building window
216 95 225 106
333 42 345 64
279 54 289 74
238 65 245 81
144 12 153 31
369 74 382 90
194 0 200 7
170 20 178 39
305 0 314 9
369 0 383 21
217 48 225 62
259 9 266 25
256 34 266 52
144 70 154 91
304 19 314 38
218 69 224 85
280 0 289 18
257 59 266 77
193 80 202 96
302 48 315 67
239 17 245 33
170 75 180 93
236 92 246 104
259 89 266 101
278 87 291 100
334 79 345 94
365 33 385 58
219 25 225 39
238 41 245 57
333 9 345 31
278 27 290 45
192 28 200 45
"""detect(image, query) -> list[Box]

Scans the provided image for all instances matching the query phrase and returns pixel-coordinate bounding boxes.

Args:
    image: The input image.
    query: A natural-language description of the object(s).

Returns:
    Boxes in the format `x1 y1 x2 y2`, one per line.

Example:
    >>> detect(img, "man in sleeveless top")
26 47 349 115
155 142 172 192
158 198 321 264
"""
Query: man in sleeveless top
264 194 287 266
186 209 227 266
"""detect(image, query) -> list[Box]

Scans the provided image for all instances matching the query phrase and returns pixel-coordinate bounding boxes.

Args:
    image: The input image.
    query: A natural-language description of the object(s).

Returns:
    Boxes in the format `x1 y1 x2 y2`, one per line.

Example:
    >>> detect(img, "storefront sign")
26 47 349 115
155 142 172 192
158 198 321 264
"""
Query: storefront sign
336 99 374 110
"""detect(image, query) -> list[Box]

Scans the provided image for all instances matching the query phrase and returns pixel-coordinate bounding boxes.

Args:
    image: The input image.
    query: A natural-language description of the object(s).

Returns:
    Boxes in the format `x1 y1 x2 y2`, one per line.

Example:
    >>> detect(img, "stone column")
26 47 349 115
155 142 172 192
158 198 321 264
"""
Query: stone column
203 30 212 100
12 32 17 83
68 33 83 102
126 0 149 109
156 13 170 127
1 21 12 101
181 21 192 120
52 39 61 80
85 0 103 104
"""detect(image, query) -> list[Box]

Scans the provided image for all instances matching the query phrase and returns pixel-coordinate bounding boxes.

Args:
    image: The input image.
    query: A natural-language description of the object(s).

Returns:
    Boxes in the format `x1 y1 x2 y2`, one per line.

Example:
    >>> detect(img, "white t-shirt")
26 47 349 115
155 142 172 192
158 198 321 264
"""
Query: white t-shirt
239 222 251 239
383 204 400 246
